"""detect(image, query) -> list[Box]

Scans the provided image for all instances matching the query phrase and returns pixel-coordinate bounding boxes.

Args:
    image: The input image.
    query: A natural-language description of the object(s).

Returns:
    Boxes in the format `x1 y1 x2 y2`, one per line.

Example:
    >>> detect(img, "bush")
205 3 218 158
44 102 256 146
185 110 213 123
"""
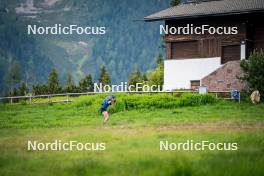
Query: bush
19 100 28 105
240 50 264 100
72 94 106 108
179 93 216 107
73 93 216 114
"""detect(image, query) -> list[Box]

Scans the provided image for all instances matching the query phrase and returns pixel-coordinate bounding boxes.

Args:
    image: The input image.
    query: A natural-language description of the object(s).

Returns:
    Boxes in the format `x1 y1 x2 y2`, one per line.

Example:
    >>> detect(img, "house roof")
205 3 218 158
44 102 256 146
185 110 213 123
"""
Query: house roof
144 0 264 21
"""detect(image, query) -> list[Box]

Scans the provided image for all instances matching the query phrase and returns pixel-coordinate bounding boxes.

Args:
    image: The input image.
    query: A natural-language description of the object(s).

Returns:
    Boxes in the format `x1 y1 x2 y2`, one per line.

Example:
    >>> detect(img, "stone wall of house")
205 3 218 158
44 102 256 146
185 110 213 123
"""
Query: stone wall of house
201 60 247 91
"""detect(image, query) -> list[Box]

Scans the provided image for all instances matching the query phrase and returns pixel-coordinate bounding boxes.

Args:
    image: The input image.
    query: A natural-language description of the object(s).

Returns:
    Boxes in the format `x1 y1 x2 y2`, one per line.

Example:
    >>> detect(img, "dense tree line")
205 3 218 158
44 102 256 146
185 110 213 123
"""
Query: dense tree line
5 53 165 96
128 54 164 91
6 66 111 96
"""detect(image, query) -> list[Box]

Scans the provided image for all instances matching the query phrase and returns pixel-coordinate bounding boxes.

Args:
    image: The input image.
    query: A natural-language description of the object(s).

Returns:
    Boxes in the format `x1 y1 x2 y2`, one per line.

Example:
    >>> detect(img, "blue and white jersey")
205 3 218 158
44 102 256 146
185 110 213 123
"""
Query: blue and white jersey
101 95 115 110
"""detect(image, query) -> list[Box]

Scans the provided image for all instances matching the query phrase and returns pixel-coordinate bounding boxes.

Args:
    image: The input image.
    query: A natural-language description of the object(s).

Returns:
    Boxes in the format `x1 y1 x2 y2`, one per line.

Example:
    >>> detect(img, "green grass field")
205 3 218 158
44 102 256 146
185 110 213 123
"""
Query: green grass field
0 94 264 176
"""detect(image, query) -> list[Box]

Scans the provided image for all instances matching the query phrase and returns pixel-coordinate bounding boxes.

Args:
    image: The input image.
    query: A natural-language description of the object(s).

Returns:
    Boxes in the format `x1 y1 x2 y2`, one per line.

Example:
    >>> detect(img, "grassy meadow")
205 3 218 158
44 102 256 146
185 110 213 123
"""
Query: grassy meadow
0 93 263 176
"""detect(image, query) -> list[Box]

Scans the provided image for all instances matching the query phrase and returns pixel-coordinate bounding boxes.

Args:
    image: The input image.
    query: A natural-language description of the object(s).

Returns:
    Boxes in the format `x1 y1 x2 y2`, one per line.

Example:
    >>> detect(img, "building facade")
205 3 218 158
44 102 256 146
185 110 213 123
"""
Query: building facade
145 0 264 91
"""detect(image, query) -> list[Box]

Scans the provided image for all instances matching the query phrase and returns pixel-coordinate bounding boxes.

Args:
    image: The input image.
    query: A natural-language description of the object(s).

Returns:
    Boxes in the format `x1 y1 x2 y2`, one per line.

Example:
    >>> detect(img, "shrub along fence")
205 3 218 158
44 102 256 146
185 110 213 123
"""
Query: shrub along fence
0 90 233 105
70 92 217 114
0 91 195 104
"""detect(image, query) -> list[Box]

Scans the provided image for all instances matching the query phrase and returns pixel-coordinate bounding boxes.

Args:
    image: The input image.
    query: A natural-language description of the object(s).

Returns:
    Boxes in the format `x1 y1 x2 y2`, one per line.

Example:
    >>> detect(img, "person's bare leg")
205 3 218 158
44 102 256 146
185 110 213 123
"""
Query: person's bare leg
102 111 109 124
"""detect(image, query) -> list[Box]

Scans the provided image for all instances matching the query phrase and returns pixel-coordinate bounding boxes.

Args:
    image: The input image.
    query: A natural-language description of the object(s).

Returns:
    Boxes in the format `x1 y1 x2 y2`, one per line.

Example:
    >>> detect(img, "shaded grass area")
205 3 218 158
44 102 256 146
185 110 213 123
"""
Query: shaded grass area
0 127 263 176
0 98 264 176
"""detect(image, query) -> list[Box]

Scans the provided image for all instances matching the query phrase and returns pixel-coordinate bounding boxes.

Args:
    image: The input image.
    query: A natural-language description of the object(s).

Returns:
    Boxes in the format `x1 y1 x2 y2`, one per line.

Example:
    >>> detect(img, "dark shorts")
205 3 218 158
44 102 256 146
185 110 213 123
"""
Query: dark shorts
100 107 107 113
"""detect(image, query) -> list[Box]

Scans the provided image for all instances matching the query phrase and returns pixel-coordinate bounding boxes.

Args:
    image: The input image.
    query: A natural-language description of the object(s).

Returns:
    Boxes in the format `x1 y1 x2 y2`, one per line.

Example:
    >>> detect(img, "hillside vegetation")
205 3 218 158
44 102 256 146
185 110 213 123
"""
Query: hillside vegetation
0 0 170 95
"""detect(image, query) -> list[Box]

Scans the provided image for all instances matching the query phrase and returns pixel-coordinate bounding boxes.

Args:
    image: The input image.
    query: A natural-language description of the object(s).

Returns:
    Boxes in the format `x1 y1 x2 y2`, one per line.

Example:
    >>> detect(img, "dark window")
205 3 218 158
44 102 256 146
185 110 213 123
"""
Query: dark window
221 45 240 64
190 80 200 90
171 41 199 59
254 25 264 51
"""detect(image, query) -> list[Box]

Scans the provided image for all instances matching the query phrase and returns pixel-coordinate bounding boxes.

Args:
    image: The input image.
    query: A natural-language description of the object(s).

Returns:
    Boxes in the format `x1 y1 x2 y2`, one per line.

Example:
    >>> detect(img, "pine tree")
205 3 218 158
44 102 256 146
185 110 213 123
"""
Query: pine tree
156 54 164 67
64 72 77 93
142 73 148 82
79 74 94 92
128 69 144 91
98 66 111 86
128 70 144 85
11 87 18 96
47 68 61 94
18 82 29 96
240 50 264 99
32 84 48 95
5 61 21 93
148 54 164 90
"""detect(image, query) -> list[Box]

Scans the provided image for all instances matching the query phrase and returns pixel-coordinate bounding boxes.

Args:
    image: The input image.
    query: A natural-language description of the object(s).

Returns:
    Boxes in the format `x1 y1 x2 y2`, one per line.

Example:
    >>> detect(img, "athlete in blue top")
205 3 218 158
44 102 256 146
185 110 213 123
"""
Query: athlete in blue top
100 95 116 124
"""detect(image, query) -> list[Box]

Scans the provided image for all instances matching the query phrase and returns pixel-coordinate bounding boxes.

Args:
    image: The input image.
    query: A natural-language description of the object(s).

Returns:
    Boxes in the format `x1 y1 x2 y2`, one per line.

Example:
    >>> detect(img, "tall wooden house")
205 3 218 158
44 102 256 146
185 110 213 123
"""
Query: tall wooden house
144 0 264 91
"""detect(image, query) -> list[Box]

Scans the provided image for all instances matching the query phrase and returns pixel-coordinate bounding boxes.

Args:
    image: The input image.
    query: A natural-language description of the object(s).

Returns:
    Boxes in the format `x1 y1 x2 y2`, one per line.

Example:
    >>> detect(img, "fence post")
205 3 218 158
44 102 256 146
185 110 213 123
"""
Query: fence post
29 96 32 104
66 93 69 103
10 97 13 104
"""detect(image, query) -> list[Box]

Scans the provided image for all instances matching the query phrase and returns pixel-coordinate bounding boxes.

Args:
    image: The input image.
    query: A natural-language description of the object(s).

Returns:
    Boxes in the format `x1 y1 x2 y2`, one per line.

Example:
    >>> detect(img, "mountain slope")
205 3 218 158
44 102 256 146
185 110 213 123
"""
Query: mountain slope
0 0 170 95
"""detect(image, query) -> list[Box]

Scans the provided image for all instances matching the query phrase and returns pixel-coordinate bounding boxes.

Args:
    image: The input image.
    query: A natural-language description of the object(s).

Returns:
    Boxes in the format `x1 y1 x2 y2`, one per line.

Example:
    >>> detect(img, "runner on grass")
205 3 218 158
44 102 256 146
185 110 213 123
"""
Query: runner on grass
99 95 116 124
